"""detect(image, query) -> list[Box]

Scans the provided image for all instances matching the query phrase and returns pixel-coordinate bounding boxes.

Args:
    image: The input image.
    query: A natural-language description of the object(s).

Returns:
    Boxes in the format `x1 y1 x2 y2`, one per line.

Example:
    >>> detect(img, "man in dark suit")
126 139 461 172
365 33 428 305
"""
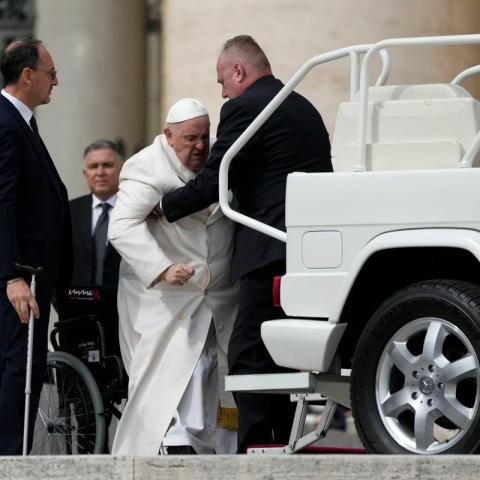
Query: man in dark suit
161 35 332 452
68 140 122 453
0 38 71 455
69 140 122 286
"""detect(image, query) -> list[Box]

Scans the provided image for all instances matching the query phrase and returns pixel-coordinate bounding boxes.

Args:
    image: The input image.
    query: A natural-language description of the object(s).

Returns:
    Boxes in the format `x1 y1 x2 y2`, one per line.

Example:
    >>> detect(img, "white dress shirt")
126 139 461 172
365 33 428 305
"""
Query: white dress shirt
91 194 117 234
1 89 33 127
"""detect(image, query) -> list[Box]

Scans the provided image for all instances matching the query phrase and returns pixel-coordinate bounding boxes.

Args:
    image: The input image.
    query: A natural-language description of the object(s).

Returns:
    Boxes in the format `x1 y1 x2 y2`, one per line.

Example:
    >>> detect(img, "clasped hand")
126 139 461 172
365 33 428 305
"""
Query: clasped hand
160 263 195 286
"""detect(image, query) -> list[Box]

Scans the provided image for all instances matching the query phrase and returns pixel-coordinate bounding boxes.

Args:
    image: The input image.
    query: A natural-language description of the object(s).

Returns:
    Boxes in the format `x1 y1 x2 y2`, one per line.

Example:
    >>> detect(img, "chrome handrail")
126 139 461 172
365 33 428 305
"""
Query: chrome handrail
219 44 390 243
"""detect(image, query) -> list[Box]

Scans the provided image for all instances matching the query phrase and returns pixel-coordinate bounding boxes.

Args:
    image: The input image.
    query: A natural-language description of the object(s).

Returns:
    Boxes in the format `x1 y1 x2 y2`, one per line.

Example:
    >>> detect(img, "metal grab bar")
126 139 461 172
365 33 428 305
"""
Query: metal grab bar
452 65 480 86
219 44 390 243
349 49 390 99
356 34 480 172
460 130 480 168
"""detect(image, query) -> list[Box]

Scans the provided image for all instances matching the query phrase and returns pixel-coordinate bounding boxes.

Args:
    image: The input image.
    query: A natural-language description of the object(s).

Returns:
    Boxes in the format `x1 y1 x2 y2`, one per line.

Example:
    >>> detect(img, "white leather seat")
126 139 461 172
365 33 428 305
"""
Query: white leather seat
332 83 480 171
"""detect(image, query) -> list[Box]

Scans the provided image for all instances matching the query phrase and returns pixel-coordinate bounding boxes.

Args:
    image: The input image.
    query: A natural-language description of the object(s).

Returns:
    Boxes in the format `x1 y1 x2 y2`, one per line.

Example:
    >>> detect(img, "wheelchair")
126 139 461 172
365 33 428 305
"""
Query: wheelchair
30 286 128 454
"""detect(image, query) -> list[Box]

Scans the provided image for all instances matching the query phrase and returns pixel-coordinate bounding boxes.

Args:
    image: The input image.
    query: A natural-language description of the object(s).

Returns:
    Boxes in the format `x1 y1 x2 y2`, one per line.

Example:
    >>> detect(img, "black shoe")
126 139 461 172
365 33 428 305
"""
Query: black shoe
166 445 196 455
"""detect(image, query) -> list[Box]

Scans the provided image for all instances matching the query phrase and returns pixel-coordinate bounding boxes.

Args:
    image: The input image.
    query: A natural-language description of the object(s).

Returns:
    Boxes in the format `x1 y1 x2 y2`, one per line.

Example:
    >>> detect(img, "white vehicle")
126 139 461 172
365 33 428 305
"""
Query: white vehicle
221 34 480 455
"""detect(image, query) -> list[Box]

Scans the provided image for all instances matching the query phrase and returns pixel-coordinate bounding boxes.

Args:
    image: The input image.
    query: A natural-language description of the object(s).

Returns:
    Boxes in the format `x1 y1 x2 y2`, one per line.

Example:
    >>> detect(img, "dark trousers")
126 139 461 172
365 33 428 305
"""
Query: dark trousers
0 284 50 455
227 261 295 453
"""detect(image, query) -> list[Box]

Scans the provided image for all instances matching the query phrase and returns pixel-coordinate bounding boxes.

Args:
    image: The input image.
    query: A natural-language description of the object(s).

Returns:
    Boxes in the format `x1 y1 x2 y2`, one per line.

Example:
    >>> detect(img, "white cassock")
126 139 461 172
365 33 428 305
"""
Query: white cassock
108 134 239 455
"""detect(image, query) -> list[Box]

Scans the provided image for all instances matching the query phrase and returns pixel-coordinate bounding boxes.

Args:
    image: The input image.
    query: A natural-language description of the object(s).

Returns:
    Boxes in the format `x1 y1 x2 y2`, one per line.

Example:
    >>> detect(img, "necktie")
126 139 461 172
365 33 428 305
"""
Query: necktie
30 115 39 135
93 203 111 285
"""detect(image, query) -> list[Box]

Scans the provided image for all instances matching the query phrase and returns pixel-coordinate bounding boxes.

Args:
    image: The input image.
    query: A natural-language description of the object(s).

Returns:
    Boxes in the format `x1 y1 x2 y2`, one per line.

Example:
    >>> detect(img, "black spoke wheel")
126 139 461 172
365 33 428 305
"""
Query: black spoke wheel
351 280 480 454
30 351 105 454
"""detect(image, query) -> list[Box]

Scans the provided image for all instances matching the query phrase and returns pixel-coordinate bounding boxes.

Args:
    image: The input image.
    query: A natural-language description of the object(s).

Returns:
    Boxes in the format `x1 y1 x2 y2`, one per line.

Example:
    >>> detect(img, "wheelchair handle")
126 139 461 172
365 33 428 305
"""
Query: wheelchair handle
15 263 44 276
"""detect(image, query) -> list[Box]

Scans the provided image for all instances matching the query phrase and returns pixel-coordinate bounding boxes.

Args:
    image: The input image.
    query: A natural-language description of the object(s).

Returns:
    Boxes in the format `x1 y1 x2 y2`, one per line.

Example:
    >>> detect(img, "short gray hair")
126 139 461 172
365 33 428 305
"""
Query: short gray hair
220 35 271 71
83 139 122 159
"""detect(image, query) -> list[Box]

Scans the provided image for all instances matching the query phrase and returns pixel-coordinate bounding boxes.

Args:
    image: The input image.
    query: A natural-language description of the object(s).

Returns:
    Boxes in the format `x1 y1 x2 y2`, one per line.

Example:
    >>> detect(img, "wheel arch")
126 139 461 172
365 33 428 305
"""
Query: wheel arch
335 229 480 367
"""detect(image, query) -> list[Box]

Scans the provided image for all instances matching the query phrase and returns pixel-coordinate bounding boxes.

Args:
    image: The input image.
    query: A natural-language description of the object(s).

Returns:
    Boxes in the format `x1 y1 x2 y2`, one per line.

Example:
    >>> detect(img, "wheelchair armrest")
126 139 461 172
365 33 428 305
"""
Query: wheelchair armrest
50 315 107 359
53 314 98 328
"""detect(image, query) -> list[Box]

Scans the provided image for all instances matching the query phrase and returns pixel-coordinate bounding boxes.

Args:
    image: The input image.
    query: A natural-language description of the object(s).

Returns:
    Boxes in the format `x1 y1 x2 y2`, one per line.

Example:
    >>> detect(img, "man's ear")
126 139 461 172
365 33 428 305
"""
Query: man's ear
233 62 246 82
164 127 174 147
20 67 33 86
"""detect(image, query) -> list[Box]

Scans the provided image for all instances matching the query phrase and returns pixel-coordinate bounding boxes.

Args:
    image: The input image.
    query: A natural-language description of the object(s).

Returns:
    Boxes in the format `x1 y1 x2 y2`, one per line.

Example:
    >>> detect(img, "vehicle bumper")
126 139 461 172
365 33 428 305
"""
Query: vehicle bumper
261 319 347 372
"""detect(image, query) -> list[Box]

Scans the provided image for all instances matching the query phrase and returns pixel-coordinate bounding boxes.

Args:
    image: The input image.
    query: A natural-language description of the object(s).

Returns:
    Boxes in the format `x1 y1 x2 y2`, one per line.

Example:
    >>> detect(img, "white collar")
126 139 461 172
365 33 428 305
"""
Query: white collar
159 134 197 184
1 89 33 127
92 193 117 209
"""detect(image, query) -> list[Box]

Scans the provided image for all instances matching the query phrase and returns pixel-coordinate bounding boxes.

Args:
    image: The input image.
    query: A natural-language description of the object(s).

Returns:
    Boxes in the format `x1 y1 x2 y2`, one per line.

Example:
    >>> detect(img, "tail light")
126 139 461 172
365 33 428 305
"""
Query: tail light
272 275 282 307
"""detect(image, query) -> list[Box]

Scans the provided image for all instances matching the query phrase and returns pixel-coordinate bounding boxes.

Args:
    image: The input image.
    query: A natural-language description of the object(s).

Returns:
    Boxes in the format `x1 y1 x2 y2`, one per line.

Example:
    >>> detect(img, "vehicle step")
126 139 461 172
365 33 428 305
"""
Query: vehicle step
225 371 351 407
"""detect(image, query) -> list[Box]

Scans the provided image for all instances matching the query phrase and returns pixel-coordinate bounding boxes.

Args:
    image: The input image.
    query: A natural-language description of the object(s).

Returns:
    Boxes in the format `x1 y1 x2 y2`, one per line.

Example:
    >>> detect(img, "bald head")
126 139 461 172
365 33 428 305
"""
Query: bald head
216 35 272 99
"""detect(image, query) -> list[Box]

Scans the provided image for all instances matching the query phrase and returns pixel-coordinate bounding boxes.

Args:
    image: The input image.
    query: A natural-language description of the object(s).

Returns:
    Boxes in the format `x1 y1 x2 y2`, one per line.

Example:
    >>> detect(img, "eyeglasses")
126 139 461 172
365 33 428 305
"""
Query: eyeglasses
31 67 57 80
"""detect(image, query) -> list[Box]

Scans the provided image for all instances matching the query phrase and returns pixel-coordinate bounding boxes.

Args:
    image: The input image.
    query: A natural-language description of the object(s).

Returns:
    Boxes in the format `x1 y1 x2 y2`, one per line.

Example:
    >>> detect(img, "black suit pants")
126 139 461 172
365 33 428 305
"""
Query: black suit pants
227 261 295 453
0 283 50 455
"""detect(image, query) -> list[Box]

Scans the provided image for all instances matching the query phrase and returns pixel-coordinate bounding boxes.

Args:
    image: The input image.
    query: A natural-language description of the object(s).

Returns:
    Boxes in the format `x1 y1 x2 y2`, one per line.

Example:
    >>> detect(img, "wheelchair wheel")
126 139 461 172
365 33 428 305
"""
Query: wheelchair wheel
30 351 106 454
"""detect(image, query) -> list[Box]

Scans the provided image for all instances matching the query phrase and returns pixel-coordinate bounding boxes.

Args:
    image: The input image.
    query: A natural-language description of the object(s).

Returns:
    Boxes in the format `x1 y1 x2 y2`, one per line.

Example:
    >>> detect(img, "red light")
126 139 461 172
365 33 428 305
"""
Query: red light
272 276 282 307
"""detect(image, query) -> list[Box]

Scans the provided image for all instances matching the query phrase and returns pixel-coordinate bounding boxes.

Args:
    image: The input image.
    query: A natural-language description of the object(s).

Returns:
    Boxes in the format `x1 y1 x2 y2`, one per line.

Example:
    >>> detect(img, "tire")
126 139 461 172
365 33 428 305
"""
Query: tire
351 279 480 454
30 351 106 454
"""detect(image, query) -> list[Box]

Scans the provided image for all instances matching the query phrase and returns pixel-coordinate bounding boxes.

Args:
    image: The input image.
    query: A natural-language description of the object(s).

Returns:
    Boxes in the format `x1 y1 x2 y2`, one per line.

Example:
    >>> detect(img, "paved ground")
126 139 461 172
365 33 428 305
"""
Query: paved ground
307 405 364 449
3 454 480 480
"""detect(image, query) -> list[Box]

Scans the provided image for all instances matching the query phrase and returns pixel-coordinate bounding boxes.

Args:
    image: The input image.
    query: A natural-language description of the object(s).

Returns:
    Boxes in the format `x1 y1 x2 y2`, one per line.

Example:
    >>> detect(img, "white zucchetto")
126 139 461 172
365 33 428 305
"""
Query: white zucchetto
166 98 209 124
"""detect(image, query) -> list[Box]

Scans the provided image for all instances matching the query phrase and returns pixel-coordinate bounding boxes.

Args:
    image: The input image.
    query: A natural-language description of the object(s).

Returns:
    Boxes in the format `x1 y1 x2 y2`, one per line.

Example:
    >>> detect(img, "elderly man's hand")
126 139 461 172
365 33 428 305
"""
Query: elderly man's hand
160 264 195 286
7 279 40 324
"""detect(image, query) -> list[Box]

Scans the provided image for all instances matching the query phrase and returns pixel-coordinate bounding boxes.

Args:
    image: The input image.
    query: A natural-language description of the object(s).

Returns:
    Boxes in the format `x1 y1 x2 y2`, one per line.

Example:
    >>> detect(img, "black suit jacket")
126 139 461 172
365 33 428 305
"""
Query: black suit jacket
0 94 71 290
69 194 120 286
162 75 332 279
